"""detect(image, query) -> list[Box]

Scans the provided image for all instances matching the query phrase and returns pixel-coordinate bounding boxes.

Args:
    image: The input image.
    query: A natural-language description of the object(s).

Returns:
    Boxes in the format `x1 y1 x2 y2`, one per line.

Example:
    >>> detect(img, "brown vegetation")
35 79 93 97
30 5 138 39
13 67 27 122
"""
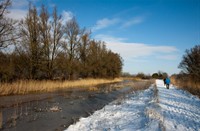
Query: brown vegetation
129 79 154 91
171 75 200 97
0 78 122 96
0 0 123 82
171 45 200 97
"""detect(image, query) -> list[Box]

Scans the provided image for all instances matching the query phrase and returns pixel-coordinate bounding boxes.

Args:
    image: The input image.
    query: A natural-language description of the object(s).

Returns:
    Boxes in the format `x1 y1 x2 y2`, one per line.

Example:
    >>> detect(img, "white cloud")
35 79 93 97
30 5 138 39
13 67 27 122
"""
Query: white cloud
92 14 145 31
92 18 120 31
7 9 27 20
5 0 29 20
122 16 144 28
94 34 178 61
107 42 178 59
95 34 127 43
62 10 74 24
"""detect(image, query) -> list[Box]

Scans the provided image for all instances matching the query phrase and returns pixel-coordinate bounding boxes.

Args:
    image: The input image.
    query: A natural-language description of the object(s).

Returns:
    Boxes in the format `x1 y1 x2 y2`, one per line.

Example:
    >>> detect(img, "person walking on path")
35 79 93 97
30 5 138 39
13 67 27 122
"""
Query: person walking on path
163 78 166 86
165 77 170 89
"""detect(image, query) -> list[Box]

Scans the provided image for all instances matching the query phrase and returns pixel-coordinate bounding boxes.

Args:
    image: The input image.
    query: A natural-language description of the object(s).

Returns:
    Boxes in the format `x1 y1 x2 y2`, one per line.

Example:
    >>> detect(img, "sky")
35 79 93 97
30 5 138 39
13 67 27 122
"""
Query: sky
7 0 200 75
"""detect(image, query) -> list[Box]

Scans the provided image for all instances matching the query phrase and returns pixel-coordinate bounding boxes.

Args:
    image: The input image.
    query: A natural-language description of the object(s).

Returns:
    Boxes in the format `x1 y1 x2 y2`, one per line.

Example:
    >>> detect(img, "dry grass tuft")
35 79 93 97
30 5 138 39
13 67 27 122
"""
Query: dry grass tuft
49 106 62 112
0 78 122 96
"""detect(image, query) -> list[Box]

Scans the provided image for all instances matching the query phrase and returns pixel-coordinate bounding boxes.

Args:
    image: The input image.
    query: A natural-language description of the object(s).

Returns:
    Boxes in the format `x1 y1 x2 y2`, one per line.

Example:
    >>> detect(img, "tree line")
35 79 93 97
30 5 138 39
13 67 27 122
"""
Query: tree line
171 45 200 83
0 0 123 81
171 45 200 96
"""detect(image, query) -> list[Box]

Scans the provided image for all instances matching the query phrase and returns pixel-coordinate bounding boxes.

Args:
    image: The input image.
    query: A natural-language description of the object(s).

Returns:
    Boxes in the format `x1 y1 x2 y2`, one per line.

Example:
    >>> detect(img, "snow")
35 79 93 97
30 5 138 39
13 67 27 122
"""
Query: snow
65 80 200 131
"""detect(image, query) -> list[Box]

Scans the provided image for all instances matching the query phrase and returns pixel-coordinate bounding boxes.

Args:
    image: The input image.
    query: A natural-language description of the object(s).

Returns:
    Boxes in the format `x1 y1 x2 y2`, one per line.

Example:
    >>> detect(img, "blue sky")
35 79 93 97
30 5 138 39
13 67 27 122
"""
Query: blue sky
8 0 200 75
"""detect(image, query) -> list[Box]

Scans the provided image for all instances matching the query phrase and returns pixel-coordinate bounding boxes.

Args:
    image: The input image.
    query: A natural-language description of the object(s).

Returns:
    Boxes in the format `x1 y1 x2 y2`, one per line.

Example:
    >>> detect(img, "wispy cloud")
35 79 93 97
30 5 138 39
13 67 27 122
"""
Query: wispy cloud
95 34 127 43
8 0 74 23
92 18 120 31
92 7 148 32
92 15 146 32
7 9 27 20
6 0 29 20
121 16 145 28
95 34 178 61
62 10 74 24
7 0 39 20
107 42 178 59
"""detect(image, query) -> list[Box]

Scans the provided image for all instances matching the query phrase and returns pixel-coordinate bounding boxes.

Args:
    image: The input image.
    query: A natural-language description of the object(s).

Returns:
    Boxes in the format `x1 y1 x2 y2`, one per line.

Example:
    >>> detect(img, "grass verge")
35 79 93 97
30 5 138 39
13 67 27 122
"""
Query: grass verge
0 78 122 96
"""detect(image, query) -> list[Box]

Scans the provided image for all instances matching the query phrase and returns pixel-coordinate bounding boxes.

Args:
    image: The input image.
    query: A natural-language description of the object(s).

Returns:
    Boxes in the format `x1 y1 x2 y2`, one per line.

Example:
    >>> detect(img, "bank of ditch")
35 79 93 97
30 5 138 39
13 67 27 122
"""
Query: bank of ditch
0 79 153 131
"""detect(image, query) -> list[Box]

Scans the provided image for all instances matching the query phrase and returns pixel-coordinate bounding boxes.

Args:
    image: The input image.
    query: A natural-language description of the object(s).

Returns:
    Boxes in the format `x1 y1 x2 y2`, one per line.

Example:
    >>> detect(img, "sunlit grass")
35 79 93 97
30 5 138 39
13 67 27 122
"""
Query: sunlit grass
171 77 200 97
0 78 123 96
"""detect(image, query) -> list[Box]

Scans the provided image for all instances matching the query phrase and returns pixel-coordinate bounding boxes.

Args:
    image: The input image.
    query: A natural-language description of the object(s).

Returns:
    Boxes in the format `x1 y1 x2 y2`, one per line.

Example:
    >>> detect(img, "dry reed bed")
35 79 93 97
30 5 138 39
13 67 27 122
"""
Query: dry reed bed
171 77 200 97
0 78 122 96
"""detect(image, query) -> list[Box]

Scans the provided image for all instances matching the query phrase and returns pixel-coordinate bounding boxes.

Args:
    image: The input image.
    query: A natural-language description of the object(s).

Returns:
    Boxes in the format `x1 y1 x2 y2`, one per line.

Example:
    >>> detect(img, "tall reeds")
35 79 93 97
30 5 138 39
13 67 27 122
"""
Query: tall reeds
0 78 122 96
171 77 200 97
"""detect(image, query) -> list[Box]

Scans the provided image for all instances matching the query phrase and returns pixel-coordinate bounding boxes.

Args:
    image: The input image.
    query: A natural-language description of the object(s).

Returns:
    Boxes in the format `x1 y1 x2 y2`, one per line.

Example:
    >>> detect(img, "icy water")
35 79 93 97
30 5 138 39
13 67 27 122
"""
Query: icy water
0 81 142 131
66 80 200 131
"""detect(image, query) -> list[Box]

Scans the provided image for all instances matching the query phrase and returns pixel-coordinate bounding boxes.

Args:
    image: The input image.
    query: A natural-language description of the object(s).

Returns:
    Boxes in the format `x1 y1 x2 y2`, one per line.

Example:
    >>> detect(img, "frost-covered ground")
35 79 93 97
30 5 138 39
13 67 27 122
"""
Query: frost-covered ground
65 80 200 131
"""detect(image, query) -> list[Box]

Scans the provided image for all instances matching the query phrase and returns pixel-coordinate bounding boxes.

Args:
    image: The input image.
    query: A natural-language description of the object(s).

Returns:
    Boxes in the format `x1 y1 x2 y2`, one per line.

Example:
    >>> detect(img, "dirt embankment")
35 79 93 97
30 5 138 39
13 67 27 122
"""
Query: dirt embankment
0 79 153 131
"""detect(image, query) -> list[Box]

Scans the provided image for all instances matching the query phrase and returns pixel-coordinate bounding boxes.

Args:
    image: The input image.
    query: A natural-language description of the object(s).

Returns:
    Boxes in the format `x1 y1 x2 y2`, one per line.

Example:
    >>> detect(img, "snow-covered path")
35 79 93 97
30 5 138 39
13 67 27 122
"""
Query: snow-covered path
157 80 200 131
65 80 200 131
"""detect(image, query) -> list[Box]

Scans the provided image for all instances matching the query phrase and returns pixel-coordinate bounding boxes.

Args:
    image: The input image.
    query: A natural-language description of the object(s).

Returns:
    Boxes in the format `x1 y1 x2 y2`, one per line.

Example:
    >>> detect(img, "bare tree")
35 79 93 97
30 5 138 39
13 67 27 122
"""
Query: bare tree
86 40 108 78
179 45 200 81
50 7 64 78
63 18 85 79
78 32 91 77
39 5 51 78
18 4 41 79
0 2 123 81
0 0 18 49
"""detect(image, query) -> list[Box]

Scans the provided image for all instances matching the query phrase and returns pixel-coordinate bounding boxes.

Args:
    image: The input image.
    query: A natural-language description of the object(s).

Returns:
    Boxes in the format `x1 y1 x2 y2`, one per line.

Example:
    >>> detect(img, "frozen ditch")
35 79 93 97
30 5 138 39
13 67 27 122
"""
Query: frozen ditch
65 80 200 131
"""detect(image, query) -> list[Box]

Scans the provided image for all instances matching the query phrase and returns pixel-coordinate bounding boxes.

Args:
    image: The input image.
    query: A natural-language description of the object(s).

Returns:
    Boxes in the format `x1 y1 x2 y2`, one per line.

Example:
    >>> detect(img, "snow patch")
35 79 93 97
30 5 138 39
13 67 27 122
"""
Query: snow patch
65 80 200 131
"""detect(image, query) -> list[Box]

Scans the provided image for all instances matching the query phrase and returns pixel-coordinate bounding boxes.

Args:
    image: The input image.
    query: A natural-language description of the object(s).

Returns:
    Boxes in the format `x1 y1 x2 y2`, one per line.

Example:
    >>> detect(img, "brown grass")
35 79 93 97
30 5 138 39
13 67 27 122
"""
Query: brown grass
0 78 122 96
117 79 154 91
171 77 200 97
133 80 154 91
121 76 143 81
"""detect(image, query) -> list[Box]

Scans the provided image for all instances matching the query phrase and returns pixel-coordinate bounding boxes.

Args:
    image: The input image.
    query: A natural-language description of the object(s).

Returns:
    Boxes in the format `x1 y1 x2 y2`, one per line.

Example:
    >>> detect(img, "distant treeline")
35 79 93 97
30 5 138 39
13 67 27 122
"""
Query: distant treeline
0 0 123 81
122 71 169 80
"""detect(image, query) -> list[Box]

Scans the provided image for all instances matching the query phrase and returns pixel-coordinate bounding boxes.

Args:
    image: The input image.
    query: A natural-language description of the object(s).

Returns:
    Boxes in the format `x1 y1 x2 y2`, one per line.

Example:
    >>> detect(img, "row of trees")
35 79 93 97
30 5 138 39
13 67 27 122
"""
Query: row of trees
178 45 200 82
121 71 168 80
172 45 200 83
171 45 200 83
151 71 168 79
171 45 200 96
0 0 123 81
